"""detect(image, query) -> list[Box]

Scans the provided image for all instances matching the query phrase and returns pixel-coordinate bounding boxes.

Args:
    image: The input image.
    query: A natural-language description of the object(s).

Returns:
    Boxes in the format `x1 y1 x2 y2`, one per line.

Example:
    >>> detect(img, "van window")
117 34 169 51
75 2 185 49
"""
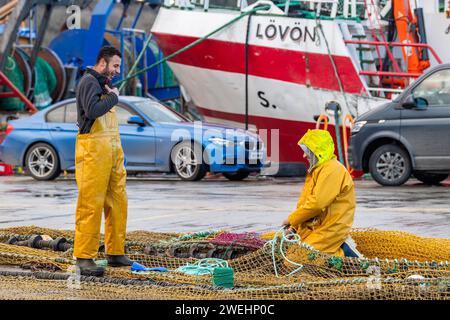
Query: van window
412 69 450 107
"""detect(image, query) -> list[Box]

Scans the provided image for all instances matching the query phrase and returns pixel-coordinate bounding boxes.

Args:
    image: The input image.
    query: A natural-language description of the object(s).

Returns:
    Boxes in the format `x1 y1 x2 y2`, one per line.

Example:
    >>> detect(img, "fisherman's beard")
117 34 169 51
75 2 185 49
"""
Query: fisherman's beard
100 63 116 80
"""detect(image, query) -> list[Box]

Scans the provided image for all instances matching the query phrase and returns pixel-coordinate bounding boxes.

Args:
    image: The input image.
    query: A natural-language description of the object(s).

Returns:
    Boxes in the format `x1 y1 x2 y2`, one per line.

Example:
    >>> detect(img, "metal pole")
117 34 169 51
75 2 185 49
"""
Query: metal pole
131 2 144 29
244 13 252 131
142 33 148 96
116 1 130 31
29 4 53 69
0 0 33 71
118 32 153 92
120 31 125 91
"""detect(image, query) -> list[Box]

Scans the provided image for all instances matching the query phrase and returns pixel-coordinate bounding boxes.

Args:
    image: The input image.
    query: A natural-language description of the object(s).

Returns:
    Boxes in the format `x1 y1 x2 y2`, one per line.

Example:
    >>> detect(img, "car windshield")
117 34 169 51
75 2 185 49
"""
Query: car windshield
134 100 187 123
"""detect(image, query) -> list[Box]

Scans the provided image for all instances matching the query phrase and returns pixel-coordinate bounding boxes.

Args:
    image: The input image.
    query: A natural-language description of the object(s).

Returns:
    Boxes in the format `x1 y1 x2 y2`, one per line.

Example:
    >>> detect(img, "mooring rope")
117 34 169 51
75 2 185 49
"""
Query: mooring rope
113 4 270 88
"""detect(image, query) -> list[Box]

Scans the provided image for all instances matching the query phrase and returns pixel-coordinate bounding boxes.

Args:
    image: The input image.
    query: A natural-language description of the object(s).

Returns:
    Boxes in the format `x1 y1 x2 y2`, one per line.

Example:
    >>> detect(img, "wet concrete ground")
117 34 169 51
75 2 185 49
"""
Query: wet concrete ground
0 174 449 238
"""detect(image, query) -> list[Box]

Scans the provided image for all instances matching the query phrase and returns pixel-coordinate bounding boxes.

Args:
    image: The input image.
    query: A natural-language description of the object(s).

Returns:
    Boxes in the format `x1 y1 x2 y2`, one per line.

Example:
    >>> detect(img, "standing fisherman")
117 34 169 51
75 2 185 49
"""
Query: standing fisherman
74 46 133 276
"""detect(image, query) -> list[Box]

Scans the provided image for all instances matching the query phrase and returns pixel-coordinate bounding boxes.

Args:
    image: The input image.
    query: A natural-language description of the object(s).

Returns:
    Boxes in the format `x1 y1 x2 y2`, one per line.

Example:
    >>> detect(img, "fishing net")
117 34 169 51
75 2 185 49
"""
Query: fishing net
0 226 448 300
0 52 57 111
33 57 57 109
0 56 25 111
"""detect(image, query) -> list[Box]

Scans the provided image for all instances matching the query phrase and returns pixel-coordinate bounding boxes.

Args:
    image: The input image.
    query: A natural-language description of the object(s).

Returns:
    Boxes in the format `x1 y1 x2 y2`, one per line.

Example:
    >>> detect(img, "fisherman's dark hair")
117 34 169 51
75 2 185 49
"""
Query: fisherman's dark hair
95 46 122 64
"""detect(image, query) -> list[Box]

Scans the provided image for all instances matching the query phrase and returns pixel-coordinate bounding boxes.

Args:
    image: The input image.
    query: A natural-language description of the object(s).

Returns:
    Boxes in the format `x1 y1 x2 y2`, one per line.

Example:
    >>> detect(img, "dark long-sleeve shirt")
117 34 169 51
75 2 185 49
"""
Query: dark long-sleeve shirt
75 68 119 134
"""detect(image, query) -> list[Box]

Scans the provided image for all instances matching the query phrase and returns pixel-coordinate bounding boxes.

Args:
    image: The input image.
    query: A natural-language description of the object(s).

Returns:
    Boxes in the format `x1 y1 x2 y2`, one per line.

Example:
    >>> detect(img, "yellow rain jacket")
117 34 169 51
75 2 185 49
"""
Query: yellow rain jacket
74 104 128 259
288 129 355 257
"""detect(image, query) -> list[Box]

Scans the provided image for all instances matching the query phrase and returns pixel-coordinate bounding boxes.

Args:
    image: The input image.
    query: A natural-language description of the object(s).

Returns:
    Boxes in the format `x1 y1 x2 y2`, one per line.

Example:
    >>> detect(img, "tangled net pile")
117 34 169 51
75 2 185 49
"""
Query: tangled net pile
0 226 448 300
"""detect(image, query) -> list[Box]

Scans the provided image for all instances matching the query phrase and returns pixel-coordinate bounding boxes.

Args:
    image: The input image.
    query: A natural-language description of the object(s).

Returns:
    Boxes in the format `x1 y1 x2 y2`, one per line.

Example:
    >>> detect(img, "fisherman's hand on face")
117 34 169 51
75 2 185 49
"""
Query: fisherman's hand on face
105 85 119 97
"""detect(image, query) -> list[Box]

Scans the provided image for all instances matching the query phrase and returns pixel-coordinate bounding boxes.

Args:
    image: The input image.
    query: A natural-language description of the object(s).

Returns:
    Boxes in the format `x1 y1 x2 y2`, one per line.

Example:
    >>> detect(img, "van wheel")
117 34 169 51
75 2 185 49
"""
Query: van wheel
414 172 448 185
369 144 411 186
25 143 61 181
223 171 250 181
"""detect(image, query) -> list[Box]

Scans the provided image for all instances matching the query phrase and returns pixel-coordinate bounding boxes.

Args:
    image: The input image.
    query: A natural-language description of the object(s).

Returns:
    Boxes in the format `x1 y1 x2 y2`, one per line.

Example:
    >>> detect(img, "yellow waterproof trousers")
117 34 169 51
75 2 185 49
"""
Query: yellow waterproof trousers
74 107 128 259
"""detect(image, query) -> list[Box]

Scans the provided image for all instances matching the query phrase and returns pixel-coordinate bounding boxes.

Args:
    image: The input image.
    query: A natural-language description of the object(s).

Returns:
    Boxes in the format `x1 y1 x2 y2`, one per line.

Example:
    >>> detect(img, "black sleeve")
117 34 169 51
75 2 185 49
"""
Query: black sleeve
79 79 119 120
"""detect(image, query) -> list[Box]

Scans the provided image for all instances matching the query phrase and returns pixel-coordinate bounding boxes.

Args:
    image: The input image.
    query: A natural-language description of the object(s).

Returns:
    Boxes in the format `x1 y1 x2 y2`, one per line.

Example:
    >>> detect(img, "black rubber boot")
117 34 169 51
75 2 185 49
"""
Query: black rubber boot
106 254 133 267
75 258 105 277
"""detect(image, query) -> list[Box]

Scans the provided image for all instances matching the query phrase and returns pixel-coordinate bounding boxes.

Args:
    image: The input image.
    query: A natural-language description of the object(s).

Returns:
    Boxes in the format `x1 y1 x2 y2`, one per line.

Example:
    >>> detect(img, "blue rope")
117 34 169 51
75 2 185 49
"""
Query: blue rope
264 227 304 277
212 267 234 288
166 230 222 243
175 258 229 276
176 258 234 288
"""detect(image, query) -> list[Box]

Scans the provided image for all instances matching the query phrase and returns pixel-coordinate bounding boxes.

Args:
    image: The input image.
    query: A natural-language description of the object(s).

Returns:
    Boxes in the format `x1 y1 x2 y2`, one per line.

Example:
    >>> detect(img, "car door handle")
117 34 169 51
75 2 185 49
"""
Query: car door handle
53 126 63 131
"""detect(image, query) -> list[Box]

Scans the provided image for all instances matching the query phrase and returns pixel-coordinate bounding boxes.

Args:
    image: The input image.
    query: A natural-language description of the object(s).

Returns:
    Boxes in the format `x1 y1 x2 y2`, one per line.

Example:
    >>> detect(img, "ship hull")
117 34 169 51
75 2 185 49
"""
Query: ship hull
151 8 387 171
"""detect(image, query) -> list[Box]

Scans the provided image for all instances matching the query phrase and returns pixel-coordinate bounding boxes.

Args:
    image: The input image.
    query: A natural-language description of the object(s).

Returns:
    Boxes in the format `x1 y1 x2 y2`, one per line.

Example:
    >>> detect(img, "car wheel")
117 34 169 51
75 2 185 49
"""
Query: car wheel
171 141 207 181
25 143 61 181
413 172 448 185
223 171 250 181
369 144 411 186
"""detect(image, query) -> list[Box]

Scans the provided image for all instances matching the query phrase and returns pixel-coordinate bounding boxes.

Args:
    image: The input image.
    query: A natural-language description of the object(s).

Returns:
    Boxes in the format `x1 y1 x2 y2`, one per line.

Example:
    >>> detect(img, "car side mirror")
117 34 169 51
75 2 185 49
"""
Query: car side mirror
415 97 429 109
127 116 145 126
402 95 416 109
402 95 428 110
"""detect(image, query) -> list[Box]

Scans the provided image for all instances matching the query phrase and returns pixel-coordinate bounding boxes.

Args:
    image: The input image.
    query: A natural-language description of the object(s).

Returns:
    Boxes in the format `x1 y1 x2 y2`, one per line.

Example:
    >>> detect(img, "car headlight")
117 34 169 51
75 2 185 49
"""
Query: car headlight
208 137 234 147
236 138 263 150
351 121 367 133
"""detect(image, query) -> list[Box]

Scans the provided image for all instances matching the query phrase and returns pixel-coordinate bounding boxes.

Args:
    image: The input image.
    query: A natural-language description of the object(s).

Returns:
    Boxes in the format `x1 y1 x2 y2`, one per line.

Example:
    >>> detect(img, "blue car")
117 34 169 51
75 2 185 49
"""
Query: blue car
0 96 265 181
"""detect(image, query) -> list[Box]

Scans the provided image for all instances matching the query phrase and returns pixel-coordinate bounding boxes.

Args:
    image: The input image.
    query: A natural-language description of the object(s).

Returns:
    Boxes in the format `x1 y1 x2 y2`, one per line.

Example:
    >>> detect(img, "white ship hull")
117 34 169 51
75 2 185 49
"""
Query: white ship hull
151 7 392 165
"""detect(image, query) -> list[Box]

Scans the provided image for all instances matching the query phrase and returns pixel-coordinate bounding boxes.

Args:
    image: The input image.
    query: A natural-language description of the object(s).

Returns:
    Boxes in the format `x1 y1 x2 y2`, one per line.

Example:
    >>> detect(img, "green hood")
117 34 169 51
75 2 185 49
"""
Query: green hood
298 129 336 170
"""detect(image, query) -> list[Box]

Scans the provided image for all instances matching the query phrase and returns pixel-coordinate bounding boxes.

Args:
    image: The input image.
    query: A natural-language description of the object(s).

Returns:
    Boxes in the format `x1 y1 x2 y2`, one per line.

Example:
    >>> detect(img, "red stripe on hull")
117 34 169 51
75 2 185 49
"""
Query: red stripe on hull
153 32 366 95
198 106 346 164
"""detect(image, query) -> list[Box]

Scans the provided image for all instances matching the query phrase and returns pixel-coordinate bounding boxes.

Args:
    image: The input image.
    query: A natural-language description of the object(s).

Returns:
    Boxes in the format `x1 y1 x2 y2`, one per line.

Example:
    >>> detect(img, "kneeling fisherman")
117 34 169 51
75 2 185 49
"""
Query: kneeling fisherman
282 129 361 257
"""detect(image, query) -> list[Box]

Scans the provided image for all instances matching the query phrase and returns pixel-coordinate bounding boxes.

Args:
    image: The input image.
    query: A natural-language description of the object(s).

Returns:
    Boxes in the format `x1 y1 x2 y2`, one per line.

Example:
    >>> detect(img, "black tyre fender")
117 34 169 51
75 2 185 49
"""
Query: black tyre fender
413 172 448 185
223 171 250 181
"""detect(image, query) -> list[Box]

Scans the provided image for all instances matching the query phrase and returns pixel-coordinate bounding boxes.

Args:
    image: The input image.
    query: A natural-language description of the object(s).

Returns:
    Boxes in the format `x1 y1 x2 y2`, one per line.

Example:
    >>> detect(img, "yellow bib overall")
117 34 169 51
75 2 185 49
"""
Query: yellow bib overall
74 106 128 259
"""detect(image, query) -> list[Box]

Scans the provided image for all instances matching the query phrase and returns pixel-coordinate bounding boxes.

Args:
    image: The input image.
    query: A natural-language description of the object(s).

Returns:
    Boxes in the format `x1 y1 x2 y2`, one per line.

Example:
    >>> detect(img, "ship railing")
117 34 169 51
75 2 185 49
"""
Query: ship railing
264 0 385 19
181 0 354 15
171 0 390 19
169 0 244 11
366 87 403 93
281 0 339 17
238 0 248 11
344 40 443 79
190 0 255 11
284 0 390 19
